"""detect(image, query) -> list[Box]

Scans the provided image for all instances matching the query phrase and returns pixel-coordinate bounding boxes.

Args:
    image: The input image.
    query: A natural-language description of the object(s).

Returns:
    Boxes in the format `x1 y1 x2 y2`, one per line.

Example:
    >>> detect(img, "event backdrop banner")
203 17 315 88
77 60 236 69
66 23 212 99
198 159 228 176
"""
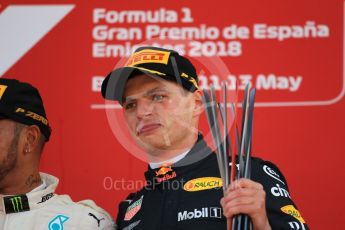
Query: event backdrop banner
0 0 343 229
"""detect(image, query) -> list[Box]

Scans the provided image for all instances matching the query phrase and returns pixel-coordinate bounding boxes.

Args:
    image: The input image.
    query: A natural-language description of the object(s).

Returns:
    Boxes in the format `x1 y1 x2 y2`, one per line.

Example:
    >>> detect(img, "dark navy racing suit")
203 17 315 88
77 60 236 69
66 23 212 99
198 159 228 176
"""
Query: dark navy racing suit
116 135 309 230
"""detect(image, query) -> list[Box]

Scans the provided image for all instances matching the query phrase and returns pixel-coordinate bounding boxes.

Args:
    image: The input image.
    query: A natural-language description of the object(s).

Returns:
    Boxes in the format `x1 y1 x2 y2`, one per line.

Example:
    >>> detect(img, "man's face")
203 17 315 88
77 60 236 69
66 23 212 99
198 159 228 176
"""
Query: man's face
0 119 19 185
123 75 198 155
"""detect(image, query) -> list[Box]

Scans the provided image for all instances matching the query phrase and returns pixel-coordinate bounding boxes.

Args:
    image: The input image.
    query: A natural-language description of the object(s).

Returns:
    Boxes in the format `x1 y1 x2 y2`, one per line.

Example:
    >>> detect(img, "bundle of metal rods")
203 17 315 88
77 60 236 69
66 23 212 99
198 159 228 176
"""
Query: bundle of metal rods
202 81 256 230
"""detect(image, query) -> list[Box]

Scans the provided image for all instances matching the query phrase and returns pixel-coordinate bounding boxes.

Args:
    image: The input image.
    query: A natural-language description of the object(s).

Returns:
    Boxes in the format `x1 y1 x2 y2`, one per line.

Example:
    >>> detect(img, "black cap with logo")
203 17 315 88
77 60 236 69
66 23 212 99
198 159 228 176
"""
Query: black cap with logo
101 46 199 103
0 78 51 141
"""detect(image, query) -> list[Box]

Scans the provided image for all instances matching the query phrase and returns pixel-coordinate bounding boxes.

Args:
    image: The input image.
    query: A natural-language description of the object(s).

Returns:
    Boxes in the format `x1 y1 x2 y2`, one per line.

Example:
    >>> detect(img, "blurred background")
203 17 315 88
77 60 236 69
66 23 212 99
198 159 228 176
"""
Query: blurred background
0 0 343 229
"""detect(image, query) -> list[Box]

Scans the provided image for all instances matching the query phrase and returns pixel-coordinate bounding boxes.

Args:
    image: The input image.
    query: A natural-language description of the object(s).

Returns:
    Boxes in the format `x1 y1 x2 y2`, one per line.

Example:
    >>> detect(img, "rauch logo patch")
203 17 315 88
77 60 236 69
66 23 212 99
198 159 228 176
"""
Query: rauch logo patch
183 177 223 192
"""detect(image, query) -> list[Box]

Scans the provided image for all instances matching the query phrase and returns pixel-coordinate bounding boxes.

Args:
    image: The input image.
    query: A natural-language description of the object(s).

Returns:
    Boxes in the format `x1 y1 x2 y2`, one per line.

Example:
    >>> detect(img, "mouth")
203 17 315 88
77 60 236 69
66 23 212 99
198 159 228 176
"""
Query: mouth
136 123 162 136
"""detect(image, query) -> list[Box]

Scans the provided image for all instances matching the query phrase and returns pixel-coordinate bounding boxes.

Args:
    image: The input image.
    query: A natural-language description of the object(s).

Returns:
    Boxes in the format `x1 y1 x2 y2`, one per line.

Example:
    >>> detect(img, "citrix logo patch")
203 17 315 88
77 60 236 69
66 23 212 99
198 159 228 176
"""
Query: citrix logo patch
271 183 291 198
177 207 222 222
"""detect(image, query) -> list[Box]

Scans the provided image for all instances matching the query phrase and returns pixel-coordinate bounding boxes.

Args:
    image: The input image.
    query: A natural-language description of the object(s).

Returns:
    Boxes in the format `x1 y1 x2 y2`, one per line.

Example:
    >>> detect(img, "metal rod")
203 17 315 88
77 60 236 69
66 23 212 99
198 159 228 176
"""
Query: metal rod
210 84 227 191
239 84 250 179
222 82 230 187
202 87 226 190
244 88 255 179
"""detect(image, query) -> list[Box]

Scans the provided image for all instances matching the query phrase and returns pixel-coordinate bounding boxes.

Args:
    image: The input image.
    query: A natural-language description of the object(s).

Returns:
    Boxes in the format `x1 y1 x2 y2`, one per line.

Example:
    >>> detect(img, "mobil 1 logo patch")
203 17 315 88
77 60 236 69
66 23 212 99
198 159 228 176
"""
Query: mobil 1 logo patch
177 207 222 222
263 165 285 185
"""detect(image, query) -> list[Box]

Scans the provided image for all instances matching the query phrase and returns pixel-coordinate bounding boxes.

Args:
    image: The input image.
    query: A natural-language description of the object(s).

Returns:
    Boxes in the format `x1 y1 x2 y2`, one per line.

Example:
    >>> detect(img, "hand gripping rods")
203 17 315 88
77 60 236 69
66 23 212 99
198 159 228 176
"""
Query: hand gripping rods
202 82 256 230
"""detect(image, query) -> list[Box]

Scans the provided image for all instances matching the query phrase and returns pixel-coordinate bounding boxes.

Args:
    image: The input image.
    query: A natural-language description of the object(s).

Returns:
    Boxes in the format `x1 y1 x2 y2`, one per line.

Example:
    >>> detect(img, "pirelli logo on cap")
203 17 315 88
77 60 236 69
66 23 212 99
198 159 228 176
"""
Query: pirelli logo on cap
15 107 49 126
281 205 306 223
0 85 8 100
125 49 170 67
183 177 223 192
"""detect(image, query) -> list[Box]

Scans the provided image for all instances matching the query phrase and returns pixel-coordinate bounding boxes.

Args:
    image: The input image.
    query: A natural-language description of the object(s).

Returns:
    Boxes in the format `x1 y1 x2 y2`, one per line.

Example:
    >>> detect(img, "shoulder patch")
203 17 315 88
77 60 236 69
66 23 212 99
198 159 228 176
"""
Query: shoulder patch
281 205 306 223
260 160 289 188
263 164 286 185
124 195 144 221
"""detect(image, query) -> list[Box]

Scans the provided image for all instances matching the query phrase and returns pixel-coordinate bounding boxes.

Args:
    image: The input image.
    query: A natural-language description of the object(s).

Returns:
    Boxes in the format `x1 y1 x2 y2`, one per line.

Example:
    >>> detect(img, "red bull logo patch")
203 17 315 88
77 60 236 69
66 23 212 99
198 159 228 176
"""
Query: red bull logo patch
156 171 177 183
155 165 176 183
155 166 173 176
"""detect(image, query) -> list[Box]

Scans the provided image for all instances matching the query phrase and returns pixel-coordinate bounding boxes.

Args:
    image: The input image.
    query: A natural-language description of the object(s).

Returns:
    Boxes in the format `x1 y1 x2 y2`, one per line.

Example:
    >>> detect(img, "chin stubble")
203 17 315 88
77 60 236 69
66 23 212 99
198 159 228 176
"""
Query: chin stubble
0 126 21 186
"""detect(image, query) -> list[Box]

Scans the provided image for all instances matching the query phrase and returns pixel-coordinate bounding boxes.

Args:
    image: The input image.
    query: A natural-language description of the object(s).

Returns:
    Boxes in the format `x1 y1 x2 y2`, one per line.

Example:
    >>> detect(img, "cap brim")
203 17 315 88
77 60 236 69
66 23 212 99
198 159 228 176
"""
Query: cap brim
101 66 166 103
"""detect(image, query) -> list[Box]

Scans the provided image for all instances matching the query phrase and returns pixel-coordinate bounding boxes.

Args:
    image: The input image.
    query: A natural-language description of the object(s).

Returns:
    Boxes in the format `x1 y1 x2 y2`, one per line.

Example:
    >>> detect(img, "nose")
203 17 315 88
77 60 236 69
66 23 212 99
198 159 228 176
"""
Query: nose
136 99 154 119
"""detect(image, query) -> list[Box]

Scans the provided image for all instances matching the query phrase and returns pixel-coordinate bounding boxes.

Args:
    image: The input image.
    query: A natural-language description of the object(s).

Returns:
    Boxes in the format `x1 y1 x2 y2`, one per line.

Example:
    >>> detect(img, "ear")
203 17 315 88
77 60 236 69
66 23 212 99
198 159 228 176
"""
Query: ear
192 90 204 117
22 125 41 154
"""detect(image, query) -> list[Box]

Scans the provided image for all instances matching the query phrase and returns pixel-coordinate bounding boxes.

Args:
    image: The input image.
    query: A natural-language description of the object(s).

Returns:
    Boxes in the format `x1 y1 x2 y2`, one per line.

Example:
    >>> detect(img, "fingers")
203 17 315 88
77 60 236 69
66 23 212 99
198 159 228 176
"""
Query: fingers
222 202 265 218
222 186 266 206
221 186 266 217
221 193 266 217
227 178 264 191
220 178 271 230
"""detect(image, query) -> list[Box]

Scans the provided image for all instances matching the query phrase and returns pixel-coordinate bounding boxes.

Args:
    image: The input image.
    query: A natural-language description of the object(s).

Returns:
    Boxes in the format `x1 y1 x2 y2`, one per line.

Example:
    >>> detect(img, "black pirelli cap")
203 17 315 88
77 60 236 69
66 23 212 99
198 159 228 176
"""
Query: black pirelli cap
101 46 199 104
0 78 51 141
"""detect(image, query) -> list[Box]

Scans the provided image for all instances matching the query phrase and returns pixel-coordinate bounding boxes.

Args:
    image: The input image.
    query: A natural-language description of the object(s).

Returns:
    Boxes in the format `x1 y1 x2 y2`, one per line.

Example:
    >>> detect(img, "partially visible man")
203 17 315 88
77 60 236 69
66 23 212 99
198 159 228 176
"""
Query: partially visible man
0 78 116 229
102 46 309 230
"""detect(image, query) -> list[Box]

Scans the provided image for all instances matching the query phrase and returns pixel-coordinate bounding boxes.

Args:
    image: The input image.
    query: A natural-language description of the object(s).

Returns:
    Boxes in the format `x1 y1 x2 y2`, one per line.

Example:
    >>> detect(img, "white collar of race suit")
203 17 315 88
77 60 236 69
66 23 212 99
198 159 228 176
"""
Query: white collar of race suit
29 179 47 194
149 149 190 169
0 172 58 214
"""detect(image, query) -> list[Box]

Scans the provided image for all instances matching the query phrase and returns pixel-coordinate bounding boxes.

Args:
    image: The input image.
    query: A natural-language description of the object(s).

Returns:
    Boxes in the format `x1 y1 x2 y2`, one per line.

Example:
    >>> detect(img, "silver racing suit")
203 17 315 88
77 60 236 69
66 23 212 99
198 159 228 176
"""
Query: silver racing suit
0 173 116 230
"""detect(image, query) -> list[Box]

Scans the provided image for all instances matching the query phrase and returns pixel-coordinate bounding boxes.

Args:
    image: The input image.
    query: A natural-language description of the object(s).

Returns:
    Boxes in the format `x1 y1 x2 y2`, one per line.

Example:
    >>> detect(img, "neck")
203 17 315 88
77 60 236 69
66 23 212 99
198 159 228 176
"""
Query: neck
0 170 42 195
148 148 190 163
147 132 198 163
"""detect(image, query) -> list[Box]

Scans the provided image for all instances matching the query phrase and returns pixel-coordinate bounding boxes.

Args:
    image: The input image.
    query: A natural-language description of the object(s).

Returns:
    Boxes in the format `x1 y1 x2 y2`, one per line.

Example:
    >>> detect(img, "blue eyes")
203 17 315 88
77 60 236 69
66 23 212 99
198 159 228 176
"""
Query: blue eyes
152 95 164 101
124 95 166 110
